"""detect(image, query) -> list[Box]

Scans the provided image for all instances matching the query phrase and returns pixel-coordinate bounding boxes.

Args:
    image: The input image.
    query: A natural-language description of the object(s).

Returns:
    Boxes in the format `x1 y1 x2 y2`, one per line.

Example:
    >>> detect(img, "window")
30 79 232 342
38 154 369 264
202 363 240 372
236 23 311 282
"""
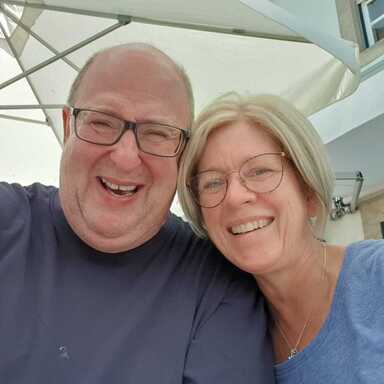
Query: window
359 0 384 47
336 0 384 66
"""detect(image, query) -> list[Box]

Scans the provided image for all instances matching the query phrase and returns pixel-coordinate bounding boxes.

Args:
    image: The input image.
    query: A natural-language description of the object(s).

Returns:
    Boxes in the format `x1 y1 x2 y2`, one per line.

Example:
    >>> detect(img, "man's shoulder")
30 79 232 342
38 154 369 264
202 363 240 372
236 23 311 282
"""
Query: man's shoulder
0 181 57 202
0 183 58 264
0 181 57 197
164 213 257 289
165 213 222 261
0 182 57 222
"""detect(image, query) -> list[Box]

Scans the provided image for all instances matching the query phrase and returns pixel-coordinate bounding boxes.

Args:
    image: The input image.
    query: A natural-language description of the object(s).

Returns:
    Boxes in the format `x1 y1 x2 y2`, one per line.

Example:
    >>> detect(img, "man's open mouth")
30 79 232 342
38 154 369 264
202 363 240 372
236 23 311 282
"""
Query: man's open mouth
98 176 139 197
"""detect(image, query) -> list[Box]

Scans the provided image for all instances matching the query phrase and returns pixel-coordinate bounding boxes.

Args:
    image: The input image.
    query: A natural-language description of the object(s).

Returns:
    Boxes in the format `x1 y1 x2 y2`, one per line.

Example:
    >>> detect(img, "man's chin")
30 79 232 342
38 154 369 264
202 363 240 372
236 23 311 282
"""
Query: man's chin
79 232 141 254
76 221 163 253
63 198 169 253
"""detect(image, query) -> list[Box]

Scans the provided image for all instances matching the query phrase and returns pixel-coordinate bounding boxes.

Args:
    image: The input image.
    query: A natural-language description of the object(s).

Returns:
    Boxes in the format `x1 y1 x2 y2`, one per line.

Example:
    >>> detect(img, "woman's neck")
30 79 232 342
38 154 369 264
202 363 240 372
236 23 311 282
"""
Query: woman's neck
256 238 324 314
255 241 345 363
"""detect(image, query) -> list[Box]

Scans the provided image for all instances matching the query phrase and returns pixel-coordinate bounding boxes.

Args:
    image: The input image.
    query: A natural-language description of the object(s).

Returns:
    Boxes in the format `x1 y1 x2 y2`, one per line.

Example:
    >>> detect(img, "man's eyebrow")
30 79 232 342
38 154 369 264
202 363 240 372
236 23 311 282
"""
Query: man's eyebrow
139 119 181 127
79 108 132 123
78 106 183 128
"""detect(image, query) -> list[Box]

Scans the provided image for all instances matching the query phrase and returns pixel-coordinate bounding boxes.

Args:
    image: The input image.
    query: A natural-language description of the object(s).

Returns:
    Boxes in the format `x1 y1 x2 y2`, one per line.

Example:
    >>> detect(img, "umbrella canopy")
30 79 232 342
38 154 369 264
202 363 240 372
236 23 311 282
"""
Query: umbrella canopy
0 0 360 144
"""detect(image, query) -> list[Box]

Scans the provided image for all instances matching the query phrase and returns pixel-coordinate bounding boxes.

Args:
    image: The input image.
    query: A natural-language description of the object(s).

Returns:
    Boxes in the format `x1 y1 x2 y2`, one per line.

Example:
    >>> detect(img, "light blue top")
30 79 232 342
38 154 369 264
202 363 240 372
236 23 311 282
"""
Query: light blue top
274 240 384 384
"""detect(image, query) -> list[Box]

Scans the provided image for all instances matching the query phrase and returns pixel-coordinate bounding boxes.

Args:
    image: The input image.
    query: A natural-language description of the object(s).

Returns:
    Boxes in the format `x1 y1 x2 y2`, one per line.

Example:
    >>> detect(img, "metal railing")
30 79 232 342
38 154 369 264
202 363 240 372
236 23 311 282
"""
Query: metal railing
330 171 364 220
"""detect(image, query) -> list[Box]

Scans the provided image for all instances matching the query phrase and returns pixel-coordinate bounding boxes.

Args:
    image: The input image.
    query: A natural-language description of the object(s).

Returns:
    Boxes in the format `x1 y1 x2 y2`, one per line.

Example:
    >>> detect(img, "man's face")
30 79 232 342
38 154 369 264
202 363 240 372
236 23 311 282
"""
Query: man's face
59 48 190 252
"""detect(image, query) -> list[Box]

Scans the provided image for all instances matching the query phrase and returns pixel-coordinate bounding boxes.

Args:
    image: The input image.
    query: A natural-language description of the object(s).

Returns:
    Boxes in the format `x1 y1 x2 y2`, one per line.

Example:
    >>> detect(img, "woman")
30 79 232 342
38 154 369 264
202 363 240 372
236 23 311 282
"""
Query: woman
178 92 384 382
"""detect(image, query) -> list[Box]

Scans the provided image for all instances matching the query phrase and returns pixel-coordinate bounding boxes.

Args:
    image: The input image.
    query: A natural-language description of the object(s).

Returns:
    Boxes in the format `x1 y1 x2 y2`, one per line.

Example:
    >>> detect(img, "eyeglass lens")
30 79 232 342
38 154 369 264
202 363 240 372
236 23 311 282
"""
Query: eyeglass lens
191 153 284 208
74 109 184 157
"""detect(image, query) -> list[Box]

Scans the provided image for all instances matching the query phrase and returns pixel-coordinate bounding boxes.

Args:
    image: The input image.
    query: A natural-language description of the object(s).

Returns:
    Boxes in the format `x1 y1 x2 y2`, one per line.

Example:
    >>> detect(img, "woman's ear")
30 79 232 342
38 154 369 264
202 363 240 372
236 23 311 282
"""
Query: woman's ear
305 190 319 218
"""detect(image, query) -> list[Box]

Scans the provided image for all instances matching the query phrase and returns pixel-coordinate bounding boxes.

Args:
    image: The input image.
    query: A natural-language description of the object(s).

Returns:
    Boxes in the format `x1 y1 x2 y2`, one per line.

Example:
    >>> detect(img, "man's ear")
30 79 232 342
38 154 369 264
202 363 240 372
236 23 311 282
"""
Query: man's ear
62 107 71 144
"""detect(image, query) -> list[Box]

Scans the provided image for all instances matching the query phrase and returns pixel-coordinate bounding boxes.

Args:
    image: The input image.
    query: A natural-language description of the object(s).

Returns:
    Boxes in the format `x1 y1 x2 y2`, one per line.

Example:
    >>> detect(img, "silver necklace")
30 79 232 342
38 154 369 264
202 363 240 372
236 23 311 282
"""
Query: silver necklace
273 242 327 360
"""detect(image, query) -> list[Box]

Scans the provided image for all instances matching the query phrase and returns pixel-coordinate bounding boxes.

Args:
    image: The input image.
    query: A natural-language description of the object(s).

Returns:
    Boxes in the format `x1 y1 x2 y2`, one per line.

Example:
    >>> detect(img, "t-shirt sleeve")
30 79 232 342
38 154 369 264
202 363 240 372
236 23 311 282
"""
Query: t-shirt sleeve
183 270 275 384
0 182 28 222
0 182 31 260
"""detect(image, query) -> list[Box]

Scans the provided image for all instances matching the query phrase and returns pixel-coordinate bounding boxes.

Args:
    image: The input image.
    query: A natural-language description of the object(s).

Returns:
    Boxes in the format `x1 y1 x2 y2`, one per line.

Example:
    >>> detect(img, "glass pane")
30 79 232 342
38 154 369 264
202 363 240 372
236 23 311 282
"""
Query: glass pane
373 16 384 28
373 24 384 41
368 0 384 21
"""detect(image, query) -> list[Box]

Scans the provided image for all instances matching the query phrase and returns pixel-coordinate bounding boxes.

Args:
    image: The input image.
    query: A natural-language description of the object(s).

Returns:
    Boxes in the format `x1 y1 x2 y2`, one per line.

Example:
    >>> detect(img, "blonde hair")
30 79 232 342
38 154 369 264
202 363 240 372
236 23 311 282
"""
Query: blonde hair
178 92 334 238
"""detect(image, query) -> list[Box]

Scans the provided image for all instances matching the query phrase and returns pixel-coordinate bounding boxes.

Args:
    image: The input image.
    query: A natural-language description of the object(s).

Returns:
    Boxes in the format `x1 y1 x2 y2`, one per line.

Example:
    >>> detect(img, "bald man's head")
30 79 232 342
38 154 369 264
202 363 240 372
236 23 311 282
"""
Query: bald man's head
60 43 192 253
67 43 194 127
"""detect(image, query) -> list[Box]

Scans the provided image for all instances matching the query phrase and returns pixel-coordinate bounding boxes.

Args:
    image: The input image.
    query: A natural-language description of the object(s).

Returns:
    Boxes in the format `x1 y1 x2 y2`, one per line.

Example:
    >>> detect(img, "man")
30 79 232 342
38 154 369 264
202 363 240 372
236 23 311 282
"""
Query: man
0 43 274 383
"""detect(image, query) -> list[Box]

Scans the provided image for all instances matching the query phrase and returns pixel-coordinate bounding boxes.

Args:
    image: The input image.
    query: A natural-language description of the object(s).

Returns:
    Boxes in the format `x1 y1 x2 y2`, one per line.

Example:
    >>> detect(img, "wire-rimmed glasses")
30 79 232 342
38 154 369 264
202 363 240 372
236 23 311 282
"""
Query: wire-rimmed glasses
188 152 286 208
70 107 189 157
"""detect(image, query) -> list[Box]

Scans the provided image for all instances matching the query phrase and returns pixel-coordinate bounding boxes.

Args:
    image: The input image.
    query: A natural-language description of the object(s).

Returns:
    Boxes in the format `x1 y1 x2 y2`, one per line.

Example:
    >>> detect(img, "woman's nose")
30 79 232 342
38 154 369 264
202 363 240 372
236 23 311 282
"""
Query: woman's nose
224 173 258 206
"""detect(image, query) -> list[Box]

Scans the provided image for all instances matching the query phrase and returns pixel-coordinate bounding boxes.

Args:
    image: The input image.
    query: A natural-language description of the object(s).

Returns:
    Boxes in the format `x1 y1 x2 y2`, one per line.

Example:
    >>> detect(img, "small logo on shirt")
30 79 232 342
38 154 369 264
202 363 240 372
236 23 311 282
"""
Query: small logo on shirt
58 345 70 360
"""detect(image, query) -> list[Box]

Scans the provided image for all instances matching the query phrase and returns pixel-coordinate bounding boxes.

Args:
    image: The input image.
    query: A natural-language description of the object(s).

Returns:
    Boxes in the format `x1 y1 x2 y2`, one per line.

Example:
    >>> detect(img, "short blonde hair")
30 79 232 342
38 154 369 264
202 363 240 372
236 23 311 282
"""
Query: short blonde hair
177 92 334 238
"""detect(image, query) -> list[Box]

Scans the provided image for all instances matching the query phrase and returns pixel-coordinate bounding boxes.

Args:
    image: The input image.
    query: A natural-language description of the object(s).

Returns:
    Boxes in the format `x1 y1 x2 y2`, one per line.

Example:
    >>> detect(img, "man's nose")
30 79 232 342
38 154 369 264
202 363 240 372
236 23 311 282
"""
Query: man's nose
109 130 142 170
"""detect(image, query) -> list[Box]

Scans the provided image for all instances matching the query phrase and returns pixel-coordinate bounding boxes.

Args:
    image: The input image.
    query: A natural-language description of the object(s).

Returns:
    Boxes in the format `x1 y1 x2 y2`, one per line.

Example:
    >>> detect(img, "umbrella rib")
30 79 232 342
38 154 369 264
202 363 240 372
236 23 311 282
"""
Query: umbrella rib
0 4 80 72
0 20 129 90
0 20 60 140
0 104 65 109
128 15 309 43
0 0 309 43
0 113 49 125
1 0 123 20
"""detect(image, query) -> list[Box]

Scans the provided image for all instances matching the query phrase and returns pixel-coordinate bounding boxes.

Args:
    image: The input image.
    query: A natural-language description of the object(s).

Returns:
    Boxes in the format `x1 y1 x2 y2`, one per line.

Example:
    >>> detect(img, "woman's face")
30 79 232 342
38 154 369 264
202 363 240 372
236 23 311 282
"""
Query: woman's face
198 120 317 276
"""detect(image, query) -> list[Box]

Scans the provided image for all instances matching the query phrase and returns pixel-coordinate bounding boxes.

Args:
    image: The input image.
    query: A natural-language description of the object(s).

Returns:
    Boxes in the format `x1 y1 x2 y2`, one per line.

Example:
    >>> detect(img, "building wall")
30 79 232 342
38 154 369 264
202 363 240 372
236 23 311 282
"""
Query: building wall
325 211 364 245
324 191 384 244
359 192 384 239
311 68 384 144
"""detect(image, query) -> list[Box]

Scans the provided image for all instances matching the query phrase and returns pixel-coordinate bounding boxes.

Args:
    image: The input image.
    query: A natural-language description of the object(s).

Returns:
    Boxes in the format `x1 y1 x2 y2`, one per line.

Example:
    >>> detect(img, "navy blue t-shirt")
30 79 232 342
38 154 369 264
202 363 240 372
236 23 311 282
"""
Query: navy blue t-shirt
0 182 274 383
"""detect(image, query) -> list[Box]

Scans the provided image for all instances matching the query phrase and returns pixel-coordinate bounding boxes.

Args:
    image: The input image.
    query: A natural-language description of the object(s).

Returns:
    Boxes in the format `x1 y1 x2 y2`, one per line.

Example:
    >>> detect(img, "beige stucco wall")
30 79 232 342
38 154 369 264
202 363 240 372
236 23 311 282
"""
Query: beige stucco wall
325 211 364 245
359 192 384 239
325 190 384 244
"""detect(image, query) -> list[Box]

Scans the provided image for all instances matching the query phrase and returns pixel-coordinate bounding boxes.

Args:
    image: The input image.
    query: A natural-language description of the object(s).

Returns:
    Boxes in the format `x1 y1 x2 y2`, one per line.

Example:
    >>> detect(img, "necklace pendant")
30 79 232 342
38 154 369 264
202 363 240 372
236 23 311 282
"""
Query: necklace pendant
288 348 298 360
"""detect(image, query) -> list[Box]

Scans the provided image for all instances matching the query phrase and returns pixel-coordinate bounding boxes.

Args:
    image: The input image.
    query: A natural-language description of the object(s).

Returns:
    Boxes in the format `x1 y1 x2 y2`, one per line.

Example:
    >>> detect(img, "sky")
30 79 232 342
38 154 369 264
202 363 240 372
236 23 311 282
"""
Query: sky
0 49 62 187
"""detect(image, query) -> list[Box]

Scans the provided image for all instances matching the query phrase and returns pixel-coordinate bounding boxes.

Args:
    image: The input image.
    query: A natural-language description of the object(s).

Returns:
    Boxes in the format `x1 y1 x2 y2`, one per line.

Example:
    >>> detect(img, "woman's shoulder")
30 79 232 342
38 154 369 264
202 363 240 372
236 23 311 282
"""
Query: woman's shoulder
342 240 384 281
346 239 384 259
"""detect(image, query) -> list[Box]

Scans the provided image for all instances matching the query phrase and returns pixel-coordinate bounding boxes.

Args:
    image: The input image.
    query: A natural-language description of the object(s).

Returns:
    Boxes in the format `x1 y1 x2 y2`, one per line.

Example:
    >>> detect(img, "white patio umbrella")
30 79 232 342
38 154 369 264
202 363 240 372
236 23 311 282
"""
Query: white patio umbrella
0 0 360 145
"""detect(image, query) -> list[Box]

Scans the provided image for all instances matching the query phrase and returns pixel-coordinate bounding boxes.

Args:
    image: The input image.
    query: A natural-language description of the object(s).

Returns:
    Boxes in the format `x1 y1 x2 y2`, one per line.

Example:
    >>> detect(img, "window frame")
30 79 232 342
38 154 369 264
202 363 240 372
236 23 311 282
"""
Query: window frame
360 0 384 47
336 0 384 66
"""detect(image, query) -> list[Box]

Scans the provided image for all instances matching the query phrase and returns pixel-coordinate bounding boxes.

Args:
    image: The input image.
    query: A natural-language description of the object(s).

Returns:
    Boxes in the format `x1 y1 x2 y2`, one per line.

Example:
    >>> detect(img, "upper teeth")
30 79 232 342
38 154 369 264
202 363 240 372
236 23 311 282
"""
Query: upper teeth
231 219 272 235
101 177 137 192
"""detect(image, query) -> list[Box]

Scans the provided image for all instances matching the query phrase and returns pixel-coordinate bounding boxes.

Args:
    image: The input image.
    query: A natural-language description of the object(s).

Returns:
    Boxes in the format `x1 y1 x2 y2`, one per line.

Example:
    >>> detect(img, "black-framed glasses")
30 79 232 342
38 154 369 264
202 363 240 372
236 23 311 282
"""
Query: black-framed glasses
188 152 286 208
70 107 190 158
